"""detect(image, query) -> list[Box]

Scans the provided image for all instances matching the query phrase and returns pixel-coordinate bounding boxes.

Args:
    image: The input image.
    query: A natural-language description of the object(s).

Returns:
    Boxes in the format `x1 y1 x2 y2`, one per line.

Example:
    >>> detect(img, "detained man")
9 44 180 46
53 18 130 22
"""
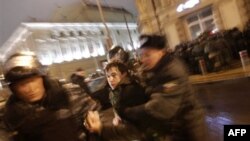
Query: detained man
85 61 148 141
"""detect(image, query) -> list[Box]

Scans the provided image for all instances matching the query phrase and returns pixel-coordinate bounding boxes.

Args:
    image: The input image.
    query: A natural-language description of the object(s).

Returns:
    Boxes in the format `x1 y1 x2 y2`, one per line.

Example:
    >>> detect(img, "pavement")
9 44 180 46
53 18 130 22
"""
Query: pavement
191 62 250 141
194 77 250 141
189 63 250 84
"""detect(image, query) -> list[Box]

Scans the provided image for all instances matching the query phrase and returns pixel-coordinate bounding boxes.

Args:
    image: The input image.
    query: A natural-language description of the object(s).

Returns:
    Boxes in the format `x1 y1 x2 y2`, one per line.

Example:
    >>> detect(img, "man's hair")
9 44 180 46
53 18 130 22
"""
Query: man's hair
104 61 129 75
107 46 129 63
139 34 166 49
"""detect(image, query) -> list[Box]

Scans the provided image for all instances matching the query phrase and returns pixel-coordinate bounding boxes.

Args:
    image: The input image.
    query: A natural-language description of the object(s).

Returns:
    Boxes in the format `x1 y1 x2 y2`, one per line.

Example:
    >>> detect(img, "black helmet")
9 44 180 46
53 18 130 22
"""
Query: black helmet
3 51 46 84
107 45 129 63
139 34 166 49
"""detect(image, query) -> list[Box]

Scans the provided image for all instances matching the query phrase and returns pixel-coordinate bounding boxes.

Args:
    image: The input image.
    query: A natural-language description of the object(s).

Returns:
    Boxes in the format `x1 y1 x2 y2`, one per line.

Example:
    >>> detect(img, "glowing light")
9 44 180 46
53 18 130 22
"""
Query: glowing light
78 37 90 58
69 37 82 60
127 44 133 51
24 23 138 29
212 28 219 34
133 41 139 49
97 39 105 56
177 4 185 12
177 0 200 12
35 39 51 65
58 38 73 62
89 41 98 57
38 53 53 65
46 39 63 63
40 57 53 65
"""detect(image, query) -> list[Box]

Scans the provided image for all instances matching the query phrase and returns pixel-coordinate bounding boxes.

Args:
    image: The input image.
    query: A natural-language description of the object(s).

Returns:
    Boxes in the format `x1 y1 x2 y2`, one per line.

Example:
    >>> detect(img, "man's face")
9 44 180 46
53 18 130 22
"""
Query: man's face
140 47 164 71
106 67 125 90
13 76 45 103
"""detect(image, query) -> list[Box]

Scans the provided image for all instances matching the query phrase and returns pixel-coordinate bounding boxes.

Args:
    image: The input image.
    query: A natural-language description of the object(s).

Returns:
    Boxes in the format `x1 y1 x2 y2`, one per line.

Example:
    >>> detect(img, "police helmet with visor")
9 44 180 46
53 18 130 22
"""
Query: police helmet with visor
107 45 129 63
3 51 46 84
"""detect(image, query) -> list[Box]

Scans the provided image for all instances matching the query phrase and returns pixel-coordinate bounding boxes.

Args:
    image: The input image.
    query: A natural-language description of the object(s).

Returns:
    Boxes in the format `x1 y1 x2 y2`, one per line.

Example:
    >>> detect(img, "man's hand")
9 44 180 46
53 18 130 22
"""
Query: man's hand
84 111 102 134
112 115 122 126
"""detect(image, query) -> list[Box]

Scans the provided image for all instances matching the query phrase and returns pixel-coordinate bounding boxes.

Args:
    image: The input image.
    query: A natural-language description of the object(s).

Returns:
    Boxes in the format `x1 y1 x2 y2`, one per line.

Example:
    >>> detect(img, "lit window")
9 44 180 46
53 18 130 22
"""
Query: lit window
186 7 216 39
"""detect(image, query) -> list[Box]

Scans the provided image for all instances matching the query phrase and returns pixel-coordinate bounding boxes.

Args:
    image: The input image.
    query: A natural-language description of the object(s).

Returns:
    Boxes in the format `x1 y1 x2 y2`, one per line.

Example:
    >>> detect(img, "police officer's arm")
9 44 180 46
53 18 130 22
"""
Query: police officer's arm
124 82 185 121
124 62 189 122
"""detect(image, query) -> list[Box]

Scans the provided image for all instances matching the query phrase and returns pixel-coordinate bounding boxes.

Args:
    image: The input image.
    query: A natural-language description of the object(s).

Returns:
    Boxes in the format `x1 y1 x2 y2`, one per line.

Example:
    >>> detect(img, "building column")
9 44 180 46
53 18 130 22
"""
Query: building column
236 0 250 27
245 0 250 21
212 5 224 30
175 19 187 42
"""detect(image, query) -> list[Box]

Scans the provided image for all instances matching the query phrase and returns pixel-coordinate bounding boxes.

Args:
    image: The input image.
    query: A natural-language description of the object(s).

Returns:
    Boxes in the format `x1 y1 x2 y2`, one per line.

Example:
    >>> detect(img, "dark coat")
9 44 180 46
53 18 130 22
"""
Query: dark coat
100 77 149 141
4 78 99 141
91 81 112 111
71 73 91 95
124 53 207 141
109 77 148 116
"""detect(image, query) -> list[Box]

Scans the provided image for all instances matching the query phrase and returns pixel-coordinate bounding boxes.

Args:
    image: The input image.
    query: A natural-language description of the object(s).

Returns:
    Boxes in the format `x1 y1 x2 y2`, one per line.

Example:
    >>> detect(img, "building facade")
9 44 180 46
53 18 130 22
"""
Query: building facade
0 2 139 80
0 22 139 79
136 0 250 49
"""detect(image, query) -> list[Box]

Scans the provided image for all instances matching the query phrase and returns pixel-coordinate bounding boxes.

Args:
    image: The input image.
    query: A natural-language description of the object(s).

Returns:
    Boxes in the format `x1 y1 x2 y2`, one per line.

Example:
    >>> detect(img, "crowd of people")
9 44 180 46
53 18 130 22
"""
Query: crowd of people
0 34 207 141
174 24 250 74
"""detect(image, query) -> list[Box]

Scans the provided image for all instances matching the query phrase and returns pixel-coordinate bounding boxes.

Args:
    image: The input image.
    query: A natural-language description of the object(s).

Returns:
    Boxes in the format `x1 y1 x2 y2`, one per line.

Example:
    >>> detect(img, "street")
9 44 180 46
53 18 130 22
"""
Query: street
194 77 250 141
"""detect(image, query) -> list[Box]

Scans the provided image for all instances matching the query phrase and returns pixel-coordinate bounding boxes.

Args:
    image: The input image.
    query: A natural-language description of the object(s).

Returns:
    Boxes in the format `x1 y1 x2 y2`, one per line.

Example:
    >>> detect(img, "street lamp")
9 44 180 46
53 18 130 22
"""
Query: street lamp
95 0 113 50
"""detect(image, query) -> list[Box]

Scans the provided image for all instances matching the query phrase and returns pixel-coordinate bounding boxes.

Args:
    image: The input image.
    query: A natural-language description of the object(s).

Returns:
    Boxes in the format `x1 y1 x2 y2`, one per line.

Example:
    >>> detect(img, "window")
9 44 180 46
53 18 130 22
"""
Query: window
187 15 198 24
186 7 216 39
190 24 202 38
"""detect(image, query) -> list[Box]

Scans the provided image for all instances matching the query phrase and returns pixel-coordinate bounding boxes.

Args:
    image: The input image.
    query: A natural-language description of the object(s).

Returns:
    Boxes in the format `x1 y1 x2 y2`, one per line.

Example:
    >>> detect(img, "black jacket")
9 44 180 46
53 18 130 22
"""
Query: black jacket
71 74 91 95
109 77 148 117
4 78 99 141
124 53 207 141
100 77 149 141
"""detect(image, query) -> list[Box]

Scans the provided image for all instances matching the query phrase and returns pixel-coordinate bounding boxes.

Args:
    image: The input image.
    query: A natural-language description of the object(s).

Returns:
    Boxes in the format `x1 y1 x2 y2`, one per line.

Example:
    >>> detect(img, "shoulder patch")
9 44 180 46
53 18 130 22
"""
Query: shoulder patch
162 81 178 93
